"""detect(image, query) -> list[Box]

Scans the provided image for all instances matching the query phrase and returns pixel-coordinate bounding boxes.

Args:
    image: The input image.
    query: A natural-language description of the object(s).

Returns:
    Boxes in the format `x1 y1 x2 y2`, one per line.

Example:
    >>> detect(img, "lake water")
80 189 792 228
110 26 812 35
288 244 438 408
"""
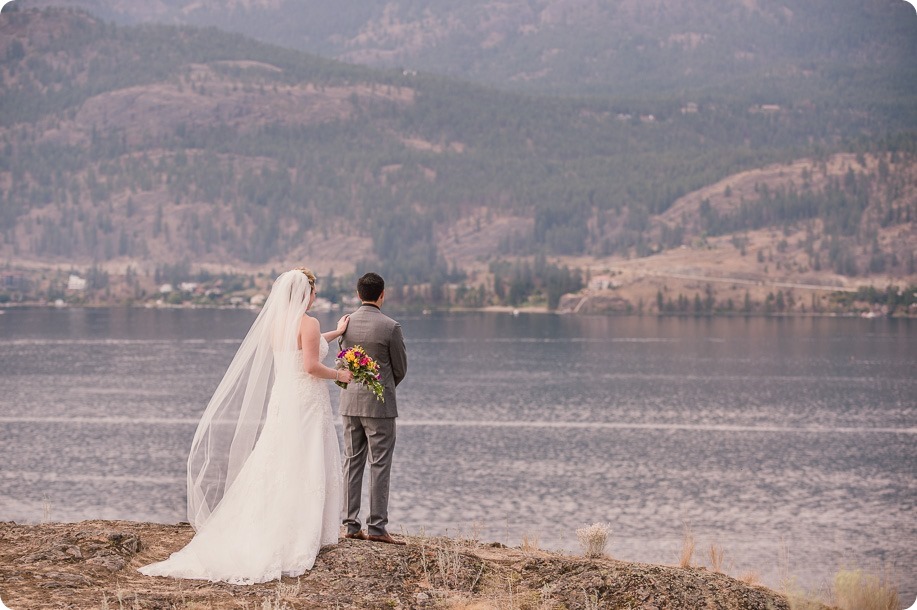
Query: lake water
0 308 914 602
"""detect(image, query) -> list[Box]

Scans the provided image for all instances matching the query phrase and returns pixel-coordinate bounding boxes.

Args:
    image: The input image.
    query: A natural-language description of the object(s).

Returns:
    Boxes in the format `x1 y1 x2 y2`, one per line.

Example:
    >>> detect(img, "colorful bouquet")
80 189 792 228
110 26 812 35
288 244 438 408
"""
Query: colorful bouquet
335 345 385 402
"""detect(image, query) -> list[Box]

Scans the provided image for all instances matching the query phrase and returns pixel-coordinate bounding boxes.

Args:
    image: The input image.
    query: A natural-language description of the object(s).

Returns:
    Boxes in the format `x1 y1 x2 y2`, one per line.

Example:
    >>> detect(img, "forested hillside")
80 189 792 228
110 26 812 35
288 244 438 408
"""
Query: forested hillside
0 8 915 307
19 0 917 106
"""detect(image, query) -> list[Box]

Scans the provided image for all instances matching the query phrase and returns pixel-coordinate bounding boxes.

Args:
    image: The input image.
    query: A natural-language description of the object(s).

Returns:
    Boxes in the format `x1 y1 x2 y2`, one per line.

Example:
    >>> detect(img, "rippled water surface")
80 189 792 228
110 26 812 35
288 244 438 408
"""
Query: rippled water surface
1 309 914 600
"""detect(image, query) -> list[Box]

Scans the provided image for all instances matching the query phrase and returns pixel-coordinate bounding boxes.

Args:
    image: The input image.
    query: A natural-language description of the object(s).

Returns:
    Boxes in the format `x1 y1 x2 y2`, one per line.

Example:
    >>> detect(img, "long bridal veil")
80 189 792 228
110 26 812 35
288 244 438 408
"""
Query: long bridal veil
186 270 311 530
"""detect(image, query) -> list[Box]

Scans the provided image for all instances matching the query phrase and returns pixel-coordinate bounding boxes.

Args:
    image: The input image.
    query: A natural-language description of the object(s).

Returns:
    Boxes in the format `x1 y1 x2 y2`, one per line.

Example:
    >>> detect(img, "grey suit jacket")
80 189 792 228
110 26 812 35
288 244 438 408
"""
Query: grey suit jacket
339 304 407 418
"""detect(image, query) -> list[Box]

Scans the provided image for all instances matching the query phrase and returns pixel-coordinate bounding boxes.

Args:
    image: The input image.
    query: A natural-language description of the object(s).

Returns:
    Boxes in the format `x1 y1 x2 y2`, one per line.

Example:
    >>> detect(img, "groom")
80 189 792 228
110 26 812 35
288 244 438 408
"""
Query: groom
339 272 408 545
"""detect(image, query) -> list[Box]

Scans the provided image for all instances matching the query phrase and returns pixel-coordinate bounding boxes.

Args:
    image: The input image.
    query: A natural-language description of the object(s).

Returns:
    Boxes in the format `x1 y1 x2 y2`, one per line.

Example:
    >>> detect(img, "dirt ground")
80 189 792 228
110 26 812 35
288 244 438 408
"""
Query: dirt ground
0 520 827 610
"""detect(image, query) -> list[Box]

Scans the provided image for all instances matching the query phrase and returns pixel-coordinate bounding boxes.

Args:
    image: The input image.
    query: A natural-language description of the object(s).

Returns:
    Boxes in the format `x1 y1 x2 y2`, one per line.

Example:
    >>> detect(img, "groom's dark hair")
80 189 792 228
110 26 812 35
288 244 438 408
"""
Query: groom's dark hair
358 272 385 302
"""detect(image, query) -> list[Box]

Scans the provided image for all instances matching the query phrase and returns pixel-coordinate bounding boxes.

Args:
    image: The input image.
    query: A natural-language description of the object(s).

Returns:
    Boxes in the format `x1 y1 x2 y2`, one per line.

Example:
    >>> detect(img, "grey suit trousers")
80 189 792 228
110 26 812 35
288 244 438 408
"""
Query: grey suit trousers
342 415 396 536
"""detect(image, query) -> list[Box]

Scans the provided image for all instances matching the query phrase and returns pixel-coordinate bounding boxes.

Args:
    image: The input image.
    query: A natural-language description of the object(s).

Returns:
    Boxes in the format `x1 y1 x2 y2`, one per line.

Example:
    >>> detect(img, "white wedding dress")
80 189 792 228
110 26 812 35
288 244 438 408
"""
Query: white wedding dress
139 336 341 584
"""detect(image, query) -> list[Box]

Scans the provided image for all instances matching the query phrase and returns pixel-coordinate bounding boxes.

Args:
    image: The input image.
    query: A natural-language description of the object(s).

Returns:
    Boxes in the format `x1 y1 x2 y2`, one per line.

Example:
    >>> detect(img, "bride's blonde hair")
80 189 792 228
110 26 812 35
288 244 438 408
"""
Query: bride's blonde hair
294 267 316 291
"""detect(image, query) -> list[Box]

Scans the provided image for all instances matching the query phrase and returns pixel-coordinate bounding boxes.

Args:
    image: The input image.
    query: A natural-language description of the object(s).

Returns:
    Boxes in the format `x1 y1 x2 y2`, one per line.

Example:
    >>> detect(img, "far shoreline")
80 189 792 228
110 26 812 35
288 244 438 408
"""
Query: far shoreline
2 301 915 319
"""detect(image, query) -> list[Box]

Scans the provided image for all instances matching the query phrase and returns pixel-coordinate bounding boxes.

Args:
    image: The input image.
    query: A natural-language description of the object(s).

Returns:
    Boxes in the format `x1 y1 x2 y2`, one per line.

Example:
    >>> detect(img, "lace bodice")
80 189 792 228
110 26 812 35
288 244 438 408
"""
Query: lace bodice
318 335 329 359
276 336 329 378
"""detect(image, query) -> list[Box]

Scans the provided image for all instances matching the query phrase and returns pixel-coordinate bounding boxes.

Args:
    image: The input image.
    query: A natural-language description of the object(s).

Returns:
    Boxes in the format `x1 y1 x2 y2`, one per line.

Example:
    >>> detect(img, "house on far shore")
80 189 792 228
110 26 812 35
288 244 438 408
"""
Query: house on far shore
589 275 617 291
749 104 782 114
67 275 87 291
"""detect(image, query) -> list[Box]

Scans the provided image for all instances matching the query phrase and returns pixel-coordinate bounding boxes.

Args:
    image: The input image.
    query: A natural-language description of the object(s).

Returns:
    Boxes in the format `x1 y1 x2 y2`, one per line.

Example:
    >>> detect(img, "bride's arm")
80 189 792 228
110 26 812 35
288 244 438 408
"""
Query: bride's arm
322 314 349 343
301 316 353 383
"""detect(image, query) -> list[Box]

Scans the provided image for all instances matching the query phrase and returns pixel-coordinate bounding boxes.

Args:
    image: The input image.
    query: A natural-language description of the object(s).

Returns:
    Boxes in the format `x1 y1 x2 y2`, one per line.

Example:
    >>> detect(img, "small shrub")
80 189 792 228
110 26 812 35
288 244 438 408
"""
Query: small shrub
576 522 611 559
833 569 899 610
782 576 825 610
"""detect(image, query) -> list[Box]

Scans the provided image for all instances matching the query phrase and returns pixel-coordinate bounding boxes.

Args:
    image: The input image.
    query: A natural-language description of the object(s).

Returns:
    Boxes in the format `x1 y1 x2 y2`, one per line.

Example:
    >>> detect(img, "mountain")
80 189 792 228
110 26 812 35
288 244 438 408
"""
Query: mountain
16 0 917 104
0 8 915 309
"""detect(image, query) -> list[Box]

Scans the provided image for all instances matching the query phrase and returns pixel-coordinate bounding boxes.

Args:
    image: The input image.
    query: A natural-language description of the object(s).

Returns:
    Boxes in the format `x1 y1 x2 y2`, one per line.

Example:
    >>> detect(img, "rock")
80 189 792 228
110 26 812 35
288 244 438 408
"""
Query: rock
21 551 54 563
107 532 142 554
39 572 93 588
20 545 73 563
86 554 126 572
559 292 633 314
38 581 77 589
64 545 83 559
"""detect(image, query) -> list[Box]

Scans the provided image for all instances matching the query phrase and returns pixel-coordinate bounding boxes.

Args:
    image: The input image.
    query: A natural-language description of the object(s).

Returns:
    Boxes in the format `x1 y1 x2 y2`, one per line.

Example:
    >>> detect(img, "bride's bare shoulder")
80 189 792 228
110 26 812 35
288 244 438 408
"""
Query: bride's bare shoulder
299 314 320 329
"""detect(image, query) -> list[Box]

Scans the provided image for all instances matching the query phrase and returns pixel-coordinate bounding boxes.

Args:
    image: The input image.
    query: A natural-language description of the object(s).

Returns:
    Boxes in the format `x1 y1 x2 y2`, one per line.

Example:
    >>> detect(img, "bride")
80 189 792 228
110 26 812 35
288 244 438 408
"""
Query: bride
139 268 353 584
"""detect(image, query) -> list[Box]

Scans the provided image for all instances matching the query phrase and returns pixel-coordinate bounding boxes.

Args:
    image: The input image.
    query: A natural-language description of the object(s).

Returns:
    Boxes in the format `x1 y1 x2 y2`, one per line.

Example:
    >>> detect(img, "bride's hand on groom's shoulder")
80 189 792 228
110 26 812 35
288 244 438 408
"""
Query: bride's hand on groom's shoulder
336 314 350 334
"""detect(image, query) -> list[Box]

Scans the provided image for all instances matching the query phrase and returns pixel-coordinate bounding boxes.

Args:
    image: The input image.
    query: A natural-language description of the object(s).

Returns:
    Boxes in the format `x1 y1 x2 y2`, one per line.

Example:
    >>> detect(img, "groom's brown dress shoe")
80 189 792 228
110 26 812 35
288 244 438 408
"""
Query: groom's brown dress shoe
344 531 368 540
366 533 406 545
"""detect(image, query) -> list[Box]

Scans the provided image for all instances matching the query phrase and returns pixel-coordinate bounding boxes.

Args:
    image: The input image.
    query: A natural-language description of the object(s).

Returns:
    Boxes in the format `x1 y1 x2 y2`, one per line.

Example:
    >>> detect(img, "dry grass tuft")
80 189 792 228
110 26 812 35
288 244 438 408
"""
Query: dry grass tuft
538 583 556 609
739 571 760 587
778 540 832 610
582 588 601 610
678 526 696 568
708 543 726 573
455 573 525 610
833 569 899 610
521 532 540 554
275 578 301 598
445 602 495 610
415 535 487 599
437 542 465 590
782 576 825 610
576 522 611 559
99 586 143 610
469 521 483 545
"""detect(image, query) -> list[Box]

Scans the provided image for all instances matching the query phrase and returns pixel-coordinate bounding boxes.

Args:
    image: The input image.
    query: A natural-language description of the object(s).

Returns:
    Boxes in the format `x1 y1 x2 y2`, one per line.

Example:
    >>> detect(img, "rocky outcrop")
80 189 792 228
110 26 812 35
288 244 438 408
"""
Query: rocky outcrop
557 292 633 314
0 520 817 610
